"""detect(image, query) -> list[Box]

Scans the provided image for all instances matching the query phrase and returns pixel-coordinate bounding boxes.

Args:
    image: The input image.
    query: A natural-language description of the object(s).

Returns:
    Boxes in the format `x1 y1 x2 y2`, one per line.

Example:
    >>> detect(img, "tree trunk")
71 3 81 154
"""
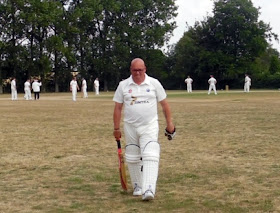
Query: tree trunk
55 82 59 92
104 79 108 91
0 69 2 94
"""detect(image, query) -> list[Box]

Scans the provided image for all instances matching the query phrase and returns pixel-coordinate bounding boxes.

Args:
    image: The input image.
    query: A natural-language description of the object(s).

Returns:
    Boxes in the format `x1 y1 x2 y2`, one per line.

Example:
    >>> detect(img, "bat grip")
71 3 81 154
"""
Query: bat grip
116 140 121 149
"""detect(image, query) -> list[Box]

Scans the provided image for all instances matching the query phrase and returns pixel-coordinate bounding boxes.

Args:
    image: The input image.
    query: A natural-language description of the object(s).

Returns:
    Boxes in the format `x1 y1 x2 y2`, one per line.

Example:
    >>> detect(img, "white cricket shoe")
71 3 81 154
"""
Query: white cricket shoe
133 186 142 196
142 190 154 201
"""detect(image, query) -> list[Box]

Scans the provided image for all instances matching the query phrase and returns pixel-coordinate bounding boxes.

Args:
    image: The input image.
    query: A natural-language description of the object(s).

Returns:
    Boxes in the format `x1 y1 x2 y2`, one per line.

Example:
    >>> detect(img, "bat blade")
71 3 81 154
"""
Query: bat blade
116 140 128 191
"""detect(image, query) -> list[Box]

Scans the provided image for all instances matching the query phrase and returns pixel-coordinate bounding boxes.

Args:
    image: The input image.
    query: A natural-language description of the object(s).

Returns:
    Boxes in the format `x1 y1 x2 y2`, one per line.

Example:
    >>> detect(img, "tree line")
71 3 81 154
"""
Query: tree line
169 0 280 90
0 0 279 93
0 0 177 93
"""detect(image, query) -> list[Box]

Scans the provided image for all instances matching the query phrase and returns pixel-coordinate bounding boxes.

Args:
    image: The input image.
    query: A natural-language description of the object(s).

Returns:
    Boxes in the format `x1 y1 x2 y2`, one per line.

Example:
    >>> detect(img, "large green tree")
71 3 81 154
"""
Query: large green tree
22 0 62 91
0 0 27 91
172 0 278 89
91 0 177 90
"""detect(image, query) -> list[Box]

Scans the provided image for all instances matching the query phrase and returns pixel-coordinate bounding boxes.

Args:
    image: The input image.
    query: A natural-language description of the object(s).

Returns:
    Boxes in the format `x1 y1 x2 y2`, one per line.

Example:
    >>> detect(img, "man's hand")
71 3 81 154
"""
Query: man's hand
113 129 121 140
165 127 176 140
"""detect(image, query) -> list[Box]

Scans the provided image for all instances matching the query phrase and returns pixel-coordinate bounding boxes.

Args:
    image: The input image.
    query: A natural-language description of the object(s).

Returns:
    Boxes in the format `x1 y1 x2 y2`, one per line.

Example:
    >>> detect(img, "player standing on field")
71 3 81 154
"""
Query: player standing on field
11 77 18 100
24 79 32 100
94 78 99 95
70 76 79 101
184 76 193 93
82 78 88 98
208 75 217 95
113 58 175 201
244 74 251 93
32 78 42 100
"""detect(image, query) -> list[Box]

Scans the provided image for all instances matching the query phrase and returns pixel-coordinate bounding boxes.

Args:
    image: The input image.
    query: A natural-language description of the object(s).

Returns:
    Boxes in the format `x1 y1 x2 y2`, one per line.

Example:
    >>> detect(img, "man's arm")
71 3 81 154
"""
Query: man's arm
160 99 175 133
113 102 123 139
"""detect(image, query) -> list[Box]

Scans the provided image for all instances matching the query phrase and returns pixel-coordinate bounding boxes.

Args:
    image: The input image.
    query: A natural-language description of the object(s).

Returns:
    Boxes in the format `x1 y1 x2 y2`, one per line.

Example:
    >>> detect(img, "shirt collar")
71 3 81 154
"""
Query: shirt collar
128 74 150 85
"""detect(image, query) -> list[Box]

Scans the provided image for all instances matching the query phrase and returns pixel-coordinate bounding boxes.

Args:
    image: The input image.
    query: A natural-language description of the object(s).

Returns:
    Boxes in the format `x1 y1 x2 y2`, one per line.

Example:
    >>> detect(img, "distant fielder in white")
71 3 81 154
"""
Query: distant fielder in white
24 79 32 100
208 75 217 95
94 78 99 95
244 74 251 93
11 78 18 100
32 78 42 100
113 58 175 201
70 76 79 101
82 78 88 98
184 76 193 93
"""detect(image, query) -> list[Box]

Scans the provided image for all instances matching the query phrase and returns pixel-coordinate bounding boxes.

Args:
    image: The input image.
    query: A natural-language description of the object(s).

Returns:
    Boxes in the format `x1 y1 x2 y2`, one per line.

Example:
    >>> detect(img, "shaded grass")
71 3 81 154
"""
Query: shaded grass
0 90 280 212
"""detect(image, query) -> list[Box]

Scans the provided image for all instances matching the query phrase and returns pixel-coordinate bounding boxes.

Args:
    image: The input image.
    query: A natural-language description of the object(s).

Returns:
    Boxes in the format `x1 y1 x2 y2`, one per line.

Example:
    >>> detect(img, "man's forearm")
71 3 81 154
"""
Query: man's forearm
113 103 122 129
160 99 174 131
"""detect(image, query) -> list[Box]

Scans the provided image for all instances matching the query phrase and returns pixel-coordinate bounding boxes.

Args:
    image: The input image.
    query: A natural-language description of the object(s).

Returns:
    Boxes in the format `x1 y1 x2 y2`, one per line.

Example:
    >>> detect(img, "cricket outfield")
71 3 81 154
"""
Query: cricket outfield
0 90 279 212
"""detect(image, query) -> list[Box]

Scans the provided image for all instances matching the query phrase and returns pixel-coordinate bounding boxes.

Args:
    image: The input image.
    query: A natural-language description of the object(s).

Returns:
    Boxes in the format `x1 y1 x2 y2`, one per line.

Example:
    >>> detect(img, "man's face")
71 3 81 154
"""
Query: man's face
130 60 146 83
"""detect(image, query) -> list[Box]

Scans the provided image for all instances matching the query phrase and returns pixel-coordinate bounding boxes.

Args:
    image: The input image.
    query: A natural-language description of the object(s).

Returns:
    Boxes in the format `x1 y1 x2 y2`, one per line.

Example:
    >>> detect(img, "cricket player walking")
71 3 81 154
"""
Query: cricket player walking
208 75 217 95
113 58 175 201
70 76 79 101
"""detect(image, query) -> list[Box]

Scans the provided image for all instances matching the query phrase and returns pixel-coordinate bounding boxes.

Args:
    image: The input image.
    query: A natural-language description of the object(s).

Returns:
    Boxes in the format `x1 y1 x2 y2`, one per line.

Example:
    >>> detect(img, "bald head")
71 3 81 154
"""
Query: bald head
130 58 146 68
130 58 147 84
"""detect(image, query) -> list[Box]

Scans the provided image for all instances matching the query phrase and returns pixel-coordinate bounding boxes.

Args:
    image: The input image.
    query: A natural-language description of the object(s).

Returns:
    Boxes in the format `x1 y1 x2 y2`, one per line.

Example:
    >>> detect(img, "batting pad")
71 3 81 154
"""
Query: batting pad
142 160 159 195
125 145 143 191
142 141 160 195
142 141 160 162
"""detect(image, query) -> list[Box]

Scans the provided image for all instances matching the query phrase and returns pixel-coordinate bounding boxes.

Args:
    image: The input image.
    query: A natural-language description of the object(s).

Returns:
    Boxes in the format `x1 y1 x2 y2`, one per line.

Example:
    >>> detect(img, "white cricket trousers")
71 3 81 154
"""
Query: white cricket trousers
124 121 159 159
244 83 250 92
95 86 99 95
72 89 77 101
11 89 17 100
83 88 88 98
24 89 32 100
187 84 192 93
208 85 217 95
124 121 160 195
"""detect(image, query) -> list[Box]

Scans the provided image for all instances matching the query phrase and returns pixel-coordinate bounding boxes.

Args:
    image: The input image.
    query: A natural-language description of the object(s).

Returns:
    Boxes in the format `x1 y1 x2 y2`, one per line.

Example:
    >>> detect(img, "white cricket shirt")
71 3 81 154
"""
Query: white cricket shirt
113 74 167 127
94 80 99 87
11 80 16 90
70 80 78 91
82 79 87 89
185 78 193 84
208 77 217 85
24 81 31 90
245 76 251 85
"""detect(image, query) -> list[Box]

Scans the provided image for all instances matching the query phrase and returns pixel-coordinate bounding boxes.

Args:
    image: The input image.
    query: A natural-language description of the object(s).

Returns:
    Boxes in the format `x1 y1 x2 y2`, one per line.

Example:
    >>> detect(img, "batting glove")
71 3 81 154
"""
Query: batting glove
165 127 176 140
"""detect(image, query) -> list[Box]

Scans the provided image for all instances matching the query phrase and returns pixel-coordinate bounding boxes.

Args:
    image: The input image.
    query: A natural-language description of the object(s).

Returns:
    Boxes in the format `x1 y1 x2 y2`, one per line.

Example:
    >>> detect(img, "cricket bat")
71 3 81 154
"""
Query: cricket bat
116 139 128 191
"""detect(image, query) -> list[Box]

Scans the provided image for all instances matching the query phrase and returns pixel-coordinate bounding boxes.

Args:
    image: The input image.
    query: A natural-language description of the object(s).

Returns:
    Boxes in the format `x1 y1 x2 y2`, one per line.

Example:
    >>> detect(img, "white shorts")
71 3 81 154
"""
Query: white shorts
124 121 159 155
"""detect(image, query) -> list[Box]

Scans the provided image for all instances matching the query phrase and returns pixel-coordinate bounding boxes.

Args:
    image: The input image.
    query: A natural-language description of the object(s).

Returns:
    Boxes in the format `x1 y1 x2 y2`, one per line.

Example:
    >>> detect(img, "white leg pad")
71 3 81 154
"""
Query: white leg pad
125 145 142 193
141 141 160 196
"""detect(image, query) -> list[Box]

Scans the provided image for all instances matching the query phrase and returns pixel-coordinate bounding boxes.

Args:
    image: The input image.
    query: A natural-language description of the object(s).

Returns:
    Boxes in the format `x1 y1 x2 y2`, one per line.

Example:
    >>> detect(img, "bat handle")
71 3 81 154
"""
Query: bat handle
116 140 121 149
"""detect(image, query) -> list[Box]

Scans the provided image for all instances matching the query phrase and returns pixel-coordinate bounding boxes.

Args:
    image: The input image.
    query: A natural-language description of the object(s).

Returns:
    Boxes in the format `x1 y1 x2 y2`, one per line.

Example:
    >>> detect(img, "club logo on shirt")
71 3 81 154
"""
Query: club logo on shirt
146 88 150 92
130 95 149 105
128 89 132 93
130 96 137 105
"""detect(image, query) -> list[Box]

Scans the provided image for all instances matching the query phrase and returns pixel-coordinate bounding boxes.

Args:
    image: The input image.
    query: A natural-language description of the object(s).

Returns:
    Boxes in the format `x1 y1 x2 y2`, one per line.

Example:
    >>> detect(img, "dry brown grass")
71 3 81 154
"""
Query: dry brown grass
0 90 280 212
